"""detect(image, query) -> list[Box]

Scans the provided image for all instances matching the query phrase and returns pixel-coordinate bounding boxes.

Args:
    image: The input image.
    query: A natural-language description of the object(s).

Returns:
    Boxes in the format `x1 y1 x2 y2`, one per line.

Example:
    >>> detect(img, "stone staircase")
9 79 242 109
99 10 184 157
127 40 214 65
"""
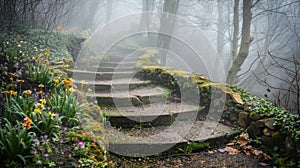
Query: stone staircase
69 47 239 157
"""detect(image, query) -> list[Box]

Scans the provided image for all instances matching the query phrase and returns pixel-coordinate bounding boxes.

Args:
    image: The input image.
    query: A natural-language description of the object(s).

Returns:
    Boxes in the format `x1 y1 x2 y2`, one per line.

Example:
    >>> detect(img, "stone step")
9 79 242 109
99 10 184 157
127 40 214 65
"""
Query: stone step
108 47 136 54
68 70 134 81
108 56 139 62
107 51 142 62
74 78 151 92
104 120 239 157
100 61 136 68
85 66 134 72
105 103 202 128
88 86 168 106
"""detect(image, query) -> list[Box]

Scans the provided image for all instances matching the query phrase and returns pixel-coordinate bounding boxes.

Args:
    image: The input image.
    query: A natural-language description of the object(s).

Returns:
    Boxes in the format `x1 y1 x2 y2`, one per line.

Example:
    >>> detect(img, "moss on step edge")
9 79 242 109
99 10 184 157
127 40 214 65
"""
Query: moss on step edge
134 49 300 167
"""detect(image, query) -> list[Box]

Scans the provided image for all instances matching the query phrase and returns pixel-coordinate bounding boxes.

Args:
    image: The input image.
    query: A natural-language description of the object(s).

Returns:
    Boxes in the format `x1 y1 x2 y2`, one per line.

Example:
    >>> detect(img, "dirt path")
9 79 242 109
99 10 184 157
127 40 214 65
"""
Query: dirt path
110 147 272 168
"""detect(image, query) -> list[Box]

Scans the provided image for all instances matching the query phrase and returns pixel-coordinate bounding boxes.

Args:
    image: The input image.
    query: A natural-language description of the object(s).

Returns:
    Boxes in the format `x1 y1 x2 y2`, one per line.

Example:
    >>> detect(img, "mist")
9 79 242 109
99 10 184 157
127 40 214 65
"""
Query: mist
1 0 299 113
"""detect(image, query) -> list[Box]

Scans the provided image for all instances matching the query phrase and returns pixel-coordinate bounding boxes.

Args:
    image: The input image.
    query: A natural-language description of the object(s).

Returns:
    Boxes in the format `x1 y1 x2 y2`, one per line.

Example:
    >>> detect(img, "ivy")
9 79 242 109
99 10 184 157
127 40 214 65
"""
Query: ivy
232 86 300 142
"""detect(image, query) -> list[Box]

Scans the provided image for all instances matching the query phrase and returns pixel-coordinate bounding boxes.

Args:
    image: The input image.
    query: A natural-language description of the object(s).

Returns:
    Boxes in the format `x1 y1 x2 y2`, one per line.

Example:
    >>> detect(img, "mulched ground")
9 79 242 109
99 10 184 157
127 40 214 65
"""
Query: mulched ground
110 146 273 168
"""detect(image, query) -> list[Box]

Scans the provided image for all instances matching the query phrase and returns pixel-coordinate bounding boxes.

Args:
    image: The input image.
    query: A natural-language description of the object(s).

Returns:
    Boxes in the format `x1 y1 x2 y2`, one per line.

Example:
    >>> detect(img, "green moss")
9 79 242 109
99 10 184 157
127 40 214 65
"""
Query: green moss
134 50 159 69
249 111 264 121
177 142 210 154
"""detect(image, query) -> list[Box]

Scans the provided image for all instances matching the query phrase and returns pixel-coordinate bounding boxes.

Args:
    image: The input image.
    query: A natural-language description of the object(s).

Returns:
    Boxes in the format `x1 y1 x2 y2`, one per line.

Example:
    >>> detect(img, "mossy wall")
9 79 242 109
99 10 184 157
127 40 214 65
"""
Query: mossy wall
134 49 300 166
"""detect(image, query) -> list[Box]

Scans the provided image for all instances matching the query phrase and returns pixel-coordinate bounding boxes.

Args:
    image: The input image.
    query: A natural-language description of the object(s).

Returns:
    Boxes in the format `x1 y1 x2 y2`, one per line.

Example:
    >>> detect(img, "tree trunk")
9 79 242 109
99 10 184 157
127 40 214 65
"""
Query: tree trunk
232 0 239 59
106 0 112 24
227 0 252 84
84 0 101 30
157 0 179 66
139 0 154 38
217 0 225 55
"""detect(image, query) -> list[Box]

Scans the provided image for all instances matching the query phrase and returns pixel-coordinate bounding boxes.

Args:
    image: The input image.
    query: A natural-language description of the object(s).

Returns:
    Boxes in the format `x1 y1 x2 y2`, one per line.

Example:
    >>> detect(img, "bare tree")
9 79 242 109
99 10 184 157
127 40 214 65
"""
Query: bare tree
255 52 300 114
217 0 225 55
0 0 90 30
231 0 239 60
227 0 253 84
157 0 180 66
140 0 154 38
237 0 300 99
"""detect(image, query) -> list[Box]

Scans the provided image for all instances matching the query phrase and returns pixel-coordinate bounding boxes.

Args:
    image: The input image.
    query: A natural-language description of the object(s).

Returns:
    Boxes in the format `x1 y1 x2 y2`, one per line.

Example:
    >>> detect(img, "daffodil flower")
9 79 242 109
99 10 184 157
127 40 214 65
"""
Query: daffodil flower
22 117 32 129
48 112 55 117
37 103 44 109
40 99 46 104
38 84 44 88
34 108 41 114
54 79 59 85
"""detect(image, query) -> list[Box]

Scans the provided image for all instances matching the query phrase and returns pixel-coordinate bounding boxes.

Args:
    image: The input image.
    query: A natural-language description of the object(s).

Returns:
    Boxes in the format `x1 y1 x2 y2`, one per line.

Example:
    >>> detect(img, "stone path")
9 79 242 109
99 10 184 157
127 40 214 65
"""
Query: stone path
69 46 239 157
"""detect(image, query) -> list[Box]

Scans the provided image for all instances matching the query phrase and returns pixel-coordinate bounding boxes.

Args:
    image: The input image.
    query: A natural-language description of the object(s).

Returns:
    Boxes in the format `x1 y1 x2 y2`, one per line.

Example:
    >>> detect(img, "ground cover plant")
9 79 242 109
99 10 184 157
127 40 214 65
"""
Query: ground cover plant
0 27 111 167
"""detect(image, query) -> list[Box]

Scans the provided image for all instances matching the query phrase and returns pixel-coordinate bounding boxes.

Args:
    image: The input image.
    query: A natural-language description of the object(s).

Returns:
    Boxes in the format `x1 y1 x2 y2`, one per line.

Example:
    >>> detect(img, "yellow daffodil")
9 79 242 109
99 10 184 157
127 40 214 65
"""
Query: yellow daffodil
48 112 55 117
80 80 88 90
37 103 44 109
69 87 74 92
87 88 92 92
55 76 60 79
23 90 32 95
54 79 59 85
9 77 13 81
62 78 73 87
10 90 17 96
44 49 50 57
80 80 87 85
3 90 10 94
22 117 32 129
38 84 44 88
34 108 41 114
40 99 46 104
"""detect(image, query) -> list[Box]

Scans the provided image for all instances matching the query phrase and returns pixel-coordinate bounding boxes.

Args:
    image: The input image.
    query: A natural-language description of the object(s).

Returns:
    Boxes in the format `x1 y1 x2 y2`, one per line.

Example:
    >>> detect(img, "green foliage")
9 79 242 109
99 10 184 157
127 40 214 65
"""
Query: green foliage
233 86 300 142
178 142 210 154
0 26 84 62
272 153 296 168
0 26 109 167
47 88 83 126
0 119 35 164
26 60 53 86
134 50 159 69
163 89 172 100
4 92 62 137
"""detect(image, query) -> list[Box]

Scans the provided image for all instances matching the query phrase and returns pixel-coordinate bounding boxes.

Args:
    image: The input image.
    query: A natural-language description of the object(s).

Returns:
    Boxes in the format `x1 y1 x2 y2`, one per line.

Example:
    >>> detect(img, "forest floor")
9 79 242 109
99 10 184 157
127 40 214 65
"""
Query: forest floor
110 144 273 168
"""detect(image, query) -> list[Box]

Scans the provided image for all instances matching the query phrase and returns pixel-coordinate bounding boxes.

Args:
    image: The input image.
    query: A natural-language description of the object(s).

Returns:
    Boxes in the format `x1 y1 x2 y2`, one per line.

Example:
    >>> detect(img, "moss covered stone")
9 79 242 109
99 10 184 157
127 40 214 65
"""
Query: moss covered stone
249 111 264 121
238 112 250 128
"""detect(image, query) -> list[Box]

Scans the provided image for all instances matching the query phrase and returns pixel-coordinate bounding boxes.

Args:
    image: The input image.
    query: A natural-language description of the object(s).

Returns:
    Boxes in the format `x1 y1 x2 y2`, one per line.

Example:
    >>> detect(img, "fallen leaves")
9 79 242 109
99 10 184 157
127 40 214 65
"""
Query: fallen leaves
218 133 272 161
231 92 244 104
208 150 215 154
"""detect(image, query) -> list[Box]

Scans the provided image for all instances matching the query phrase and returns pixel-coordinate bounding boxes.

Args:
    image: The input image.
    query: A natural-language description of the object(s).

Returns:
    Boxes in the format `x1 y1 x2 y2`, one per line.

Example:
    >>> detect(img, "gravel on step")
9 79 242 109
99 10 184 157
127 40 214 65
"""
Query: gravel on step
110 149 272 168
104 120 238 144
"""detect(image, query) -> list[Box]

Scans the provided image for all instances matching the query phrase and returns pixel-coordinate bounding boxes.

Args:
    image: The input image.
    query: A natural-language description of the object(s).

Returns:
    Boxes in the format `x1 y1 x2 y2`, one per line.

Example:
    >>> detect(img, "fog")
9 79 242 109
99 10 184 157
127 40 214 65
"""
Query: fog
1 0 299 113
